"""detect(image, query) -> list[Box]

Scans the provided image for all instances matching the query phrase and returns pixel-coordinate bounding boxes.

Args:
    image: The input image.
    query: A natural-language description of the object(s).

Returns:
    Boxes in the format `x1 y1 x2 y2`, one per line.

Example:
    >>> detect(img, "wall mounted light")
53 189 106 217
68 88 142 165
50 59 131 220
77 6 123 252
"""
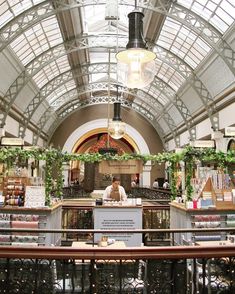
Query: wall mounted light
116 3 156 89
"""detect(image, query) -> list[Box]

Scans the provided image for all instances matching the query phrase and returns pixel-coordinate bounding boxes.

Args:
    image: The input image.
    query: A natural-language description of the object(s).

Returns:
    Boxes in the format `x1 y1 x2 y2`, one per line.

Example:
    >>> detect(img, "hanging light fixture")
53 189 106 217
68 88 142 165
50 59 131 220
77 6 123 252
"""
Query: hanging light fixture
108 86 126 139
116 1 156 89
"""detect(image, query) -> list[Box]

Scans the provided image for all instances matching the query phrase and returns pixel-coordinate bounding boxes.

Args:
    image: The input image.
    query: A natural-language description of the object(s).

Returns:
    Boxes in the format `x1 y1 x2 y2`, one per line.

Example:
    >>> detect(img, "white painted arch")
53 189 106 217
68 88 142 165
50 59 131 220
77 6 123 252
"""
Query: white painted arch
62 119 151 186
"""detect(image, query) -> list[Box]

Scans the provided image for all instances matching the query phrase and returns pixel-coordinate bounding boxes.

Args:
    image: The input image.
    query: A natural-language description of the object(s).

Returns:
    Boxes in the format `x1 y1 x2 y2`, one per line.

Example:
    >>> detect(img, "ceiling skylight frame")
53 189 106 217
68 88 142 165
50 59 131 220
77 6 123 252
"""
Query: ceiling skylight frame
10 15 63 66
177 0 235 33
157 17 212 69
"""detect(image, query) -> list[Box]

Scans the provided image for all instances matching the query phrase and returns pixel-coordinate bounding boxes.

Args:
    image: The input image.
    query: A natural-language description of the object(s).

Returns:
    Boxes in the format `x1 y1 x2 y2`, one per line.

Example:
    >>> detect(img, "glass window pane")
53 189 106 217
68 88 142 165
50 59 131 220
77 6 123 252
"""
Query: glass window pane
0 0 45 28
178 0 235 33
157 17 211 69
10 16 63 66
33 55 71 88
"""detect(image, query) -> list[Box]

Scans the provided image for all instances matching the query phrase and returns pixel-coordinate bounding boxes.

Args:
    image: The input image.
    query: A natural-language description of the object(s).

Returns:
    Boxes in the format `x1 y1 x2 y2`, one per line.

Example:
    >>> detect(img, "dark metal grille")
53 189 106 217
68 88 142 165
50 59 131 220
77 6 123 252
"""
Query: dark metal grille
0 256 235 293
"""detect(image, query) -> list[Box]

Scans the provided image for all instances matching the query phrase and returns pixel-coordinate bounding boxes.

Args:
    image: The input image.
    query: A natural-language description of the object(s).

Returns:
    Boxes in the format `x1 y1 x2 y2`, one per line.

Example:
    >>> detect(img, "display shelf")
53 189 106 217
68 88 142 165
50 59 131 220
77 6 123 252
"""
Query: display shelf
191 214 226 242
0 203 62 246
170 202 235 245
3 177 29 207
0 213 45 246
198 176 235 209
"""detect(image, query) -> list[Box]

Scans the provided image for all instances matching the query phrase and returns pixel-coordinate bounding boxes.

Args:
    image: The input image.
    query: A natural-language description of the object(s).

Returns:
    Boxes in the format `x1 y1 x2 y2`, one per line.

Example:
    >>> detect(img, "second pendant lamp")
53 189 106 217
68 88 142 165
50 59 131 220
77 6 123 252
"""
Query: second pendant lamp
108 88 126 140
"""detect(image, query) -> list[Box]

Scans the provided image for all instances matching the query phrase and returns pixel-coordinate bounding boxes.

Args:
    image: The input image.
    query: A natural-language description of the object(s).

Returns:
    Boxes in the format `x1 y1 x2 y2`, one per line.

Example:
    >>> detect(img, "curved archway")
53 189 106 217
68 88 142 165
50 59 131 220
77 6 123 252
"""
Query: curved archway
62 119 151 186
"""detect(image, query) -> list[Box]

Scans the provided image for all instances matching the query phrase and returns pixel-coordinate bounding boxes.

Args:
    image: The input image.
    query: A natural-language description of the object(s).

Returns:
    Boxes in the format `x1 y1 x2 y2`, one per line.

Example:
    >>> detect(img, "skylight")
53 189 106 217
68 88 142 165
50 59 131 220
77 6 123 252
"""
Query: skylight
10 16 63 66
0 0 44 28
157 17 211 69
178 0 235 33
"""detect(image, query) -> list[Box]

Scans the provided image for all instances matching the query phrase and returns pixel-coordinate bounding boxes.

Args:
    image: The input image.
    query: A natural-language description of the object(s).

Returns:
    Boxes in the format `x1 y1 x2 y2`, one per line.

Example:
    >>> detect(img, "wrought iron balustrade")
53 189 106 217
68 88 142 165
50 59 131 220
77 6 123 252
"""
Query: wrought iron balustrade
0 243 235 293
61 186 173 201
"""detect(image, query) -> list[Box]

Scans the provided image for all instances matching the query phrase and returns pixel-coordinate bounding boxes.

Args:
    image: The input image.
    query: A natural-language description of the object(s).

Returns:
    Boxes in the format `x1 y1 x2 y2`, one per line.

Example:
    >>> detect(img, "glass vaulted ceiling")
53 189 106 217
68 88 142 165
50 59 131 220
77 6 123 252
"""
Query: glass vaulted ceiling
0 0 234 141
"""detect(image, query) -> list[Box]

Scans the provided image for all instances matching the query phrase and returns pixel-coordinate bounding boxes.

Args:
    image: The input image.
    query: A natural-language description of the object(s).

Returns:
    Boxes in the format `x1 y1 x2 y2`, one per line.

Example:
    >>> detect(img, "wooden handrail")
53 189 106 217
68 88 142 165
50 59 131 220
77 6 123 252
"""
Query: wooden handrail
0 245 234 260
0 228 235 234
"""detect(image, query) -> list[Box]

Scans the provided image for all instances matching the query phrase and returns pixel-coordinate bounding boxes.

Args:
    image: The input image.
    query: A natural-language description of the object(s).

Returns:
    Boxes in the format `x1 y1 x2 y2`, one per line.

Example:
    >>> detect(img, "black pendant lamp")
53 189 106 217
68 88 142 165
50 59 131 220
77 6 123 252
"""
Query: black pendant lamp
108 87 126 139
116 1 156 89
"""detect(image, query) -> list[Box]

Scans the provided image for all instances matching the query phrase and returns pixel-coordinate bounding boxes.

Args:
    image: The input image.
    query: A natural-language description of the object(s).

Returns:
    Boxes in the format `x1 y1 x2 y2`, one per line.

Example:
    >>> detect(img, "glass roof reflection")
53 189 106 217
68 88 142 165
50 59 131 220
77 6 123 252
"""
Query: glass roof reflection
155 59 185 92
46 80 76 105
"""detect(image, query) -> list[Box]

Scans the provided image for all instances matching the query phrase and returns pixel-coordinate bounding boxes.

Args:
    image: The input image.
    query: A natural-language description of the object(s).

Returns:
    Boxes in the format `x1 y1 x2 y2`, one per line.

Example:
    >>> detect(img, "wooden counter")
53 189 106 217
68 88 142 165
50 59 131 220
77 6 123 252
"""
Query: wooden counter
72 241 126 249
0 201 62 212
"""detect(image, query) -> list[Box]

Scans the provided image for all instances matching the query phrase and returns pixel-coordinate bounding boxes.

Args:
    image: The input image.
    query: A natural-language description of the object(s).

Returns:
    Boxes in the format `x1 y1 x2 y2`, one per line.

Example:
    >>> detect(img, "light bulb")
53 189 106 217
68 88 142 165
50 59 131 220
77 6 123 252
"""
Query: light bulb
108 121 126 139
116 48 156 89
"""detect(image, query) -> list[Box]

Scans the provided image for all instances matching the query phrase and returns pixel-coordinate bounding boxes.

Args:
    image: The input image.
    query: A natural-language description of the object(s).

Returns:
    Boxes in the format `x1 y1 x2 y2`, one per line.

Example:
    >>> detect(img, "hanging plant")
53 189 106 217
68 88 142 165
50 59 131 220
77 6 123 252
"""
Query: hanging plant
55 150 64 199
45 153 53 206
184 147 195 201
185 160 194 201
168 161 178 200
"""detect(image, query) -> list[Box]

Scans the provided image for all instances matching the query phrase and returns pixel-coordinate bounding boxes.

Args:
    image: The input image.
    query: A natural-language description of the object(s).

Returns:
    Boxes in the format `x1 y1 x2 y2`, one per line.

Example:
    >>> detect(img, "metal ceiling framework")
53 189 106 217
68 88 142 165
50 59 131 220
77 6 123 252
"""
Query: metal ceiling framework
18 64 188 136
2 35 214 140
0 0 234 147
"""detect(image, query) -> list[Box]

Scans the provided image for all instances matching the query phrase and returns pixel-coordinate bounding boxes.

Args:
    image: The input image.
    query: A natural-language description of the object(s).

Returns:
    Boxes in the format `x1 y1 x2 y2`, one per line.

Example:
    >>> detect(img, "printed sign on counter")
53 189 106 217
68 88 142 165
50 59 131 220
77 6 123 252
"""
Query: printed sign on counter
25 186 46 208
93 207 142 247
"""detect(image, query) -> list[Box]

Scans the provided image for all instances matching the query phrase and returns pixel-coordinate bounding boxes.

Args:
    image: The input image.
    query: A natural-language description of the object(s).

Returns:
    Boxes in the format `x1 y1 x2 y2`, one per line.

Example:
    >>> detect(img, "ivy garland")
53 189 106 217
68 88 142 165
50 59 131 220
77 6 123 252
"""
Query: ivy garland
0 146 235 204
168 161 178 200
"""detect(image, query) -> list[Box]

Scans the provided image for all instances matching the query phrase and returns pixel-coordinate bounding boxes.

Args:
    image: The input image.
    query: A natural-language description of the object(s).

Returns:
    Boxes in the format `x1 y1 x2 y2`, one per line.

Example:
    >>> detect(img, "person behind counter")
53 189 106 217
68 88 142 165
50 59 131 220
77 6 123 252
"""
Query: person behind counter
152 178 159 189
103 177 127 201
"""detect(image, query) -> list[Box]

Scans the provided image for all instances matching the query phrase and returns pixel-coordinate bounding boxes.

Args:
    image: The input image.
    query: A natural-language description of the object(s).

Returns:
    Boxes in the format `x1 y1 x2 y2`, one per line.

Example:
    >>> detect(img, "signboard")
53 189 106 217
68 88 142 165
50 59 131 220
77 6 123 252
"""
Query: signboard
25 186 46 208
1 137 24 146
99 159 143 174
190 140 215 148
225 127 235 137
93 207 142 247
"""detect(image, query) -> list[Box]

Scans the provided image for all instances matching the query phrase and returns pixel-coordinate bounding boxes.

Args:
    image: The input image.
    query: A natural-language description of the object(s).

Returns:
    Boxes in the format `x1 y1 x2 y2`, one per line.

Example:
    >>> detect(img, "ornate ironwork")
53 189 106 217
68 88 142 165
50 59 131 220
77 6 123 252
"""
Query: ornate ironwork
0 255 235 293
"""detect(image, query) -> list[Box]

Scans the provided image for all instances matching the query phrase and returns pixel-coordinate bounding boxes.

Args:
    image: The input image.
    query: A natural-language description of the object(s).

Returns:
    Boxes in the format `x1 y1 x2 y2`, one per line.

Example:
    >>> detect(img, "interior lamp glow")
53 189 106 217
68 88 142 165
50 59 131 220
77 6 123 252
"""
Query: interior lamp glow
108 102 126 139
116 9 156 89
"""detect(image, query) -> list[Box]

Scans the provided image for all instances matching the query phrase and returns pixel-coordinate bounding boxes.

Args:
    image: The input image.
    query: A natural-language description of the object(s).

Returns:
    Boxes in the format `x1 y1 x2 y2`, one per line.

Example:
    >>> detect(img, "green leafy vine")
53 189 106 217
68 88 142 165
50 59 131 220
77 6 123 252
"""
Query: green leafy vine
0 146 235 205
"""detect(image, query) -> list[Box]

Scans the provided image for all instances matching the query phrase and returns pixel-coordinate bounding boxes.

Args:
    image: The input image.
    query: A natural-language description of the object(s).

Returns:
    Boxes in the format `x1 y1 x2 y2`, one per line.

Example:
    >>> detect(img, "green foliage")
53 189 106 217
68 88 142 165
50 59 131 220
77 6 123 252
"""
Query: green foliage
0 146 235 204
168 162 178 200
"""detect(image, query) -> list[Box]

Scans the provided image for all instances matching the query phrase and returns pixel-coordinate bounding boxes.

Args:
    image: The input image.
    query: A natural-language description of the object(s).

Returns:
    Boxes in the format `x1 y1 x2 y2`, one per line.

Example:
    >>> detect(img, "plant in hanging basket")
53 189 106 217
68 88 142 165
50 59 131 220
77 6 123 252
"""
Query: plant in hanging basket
89 134 124 155
98 147 118 155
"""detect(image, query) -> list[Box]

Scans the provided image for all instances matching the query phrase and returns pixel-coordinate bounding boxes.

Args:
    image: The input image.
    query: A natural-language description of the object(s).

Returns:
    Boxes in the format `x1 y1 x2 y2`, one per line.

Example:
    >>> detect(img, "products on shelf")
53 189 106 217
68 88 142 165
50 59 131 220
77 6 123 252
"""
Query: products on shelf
0 213 46 246
3 177 27 207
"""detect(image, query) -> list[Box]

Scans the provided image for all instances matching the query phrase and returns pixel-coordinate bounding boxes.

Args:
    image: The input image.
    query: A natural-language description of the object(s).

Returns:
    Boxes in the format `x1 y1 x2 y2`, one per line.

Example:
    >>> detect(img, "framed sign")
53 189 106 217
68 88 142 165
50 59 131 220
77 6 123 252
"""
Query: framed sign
25 186 46 208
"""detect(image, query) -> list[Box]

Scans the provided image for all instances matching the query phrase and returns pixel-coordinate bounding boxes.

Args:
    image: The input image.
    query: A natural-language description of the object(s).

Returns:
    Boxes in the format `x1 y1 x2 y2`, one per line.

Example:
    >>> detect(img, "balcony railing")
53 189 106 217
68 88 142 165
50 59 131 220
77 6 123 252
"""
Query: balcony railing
0 236 235 293
61 186 173 201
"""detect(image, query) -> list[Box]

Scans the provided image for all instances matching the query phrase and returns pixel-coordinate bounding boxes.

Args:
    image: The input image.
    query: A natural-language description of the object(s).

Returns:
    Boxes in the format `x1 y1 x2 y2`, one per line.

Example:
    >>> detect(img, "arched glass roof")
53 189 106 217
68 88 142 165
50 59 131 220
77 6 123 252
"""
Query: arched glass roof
0 0 234 147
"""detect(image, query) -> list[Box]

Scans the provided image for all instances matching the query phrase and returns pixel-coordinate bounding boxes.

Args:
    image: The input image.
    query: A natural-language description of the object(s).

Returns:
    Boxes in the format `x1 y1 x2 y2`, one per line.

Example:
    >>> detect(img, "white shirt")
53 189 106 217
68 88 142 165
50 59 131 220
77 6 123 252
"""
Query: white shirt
163 181 170 189
103 185 127 201
152 181 159 189
131 181 136 187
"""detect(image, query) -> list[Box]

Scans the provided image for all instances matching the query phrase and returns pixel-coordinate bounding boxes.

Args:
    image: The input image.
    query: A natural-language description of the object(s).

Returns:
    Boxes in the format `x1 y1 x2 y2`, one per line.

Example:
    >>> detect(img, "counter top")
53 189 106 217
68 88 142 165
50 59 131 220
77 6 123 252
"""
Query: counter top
94 205 143 209
0 201 62 212
170 201 235 212
195 240 235 246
